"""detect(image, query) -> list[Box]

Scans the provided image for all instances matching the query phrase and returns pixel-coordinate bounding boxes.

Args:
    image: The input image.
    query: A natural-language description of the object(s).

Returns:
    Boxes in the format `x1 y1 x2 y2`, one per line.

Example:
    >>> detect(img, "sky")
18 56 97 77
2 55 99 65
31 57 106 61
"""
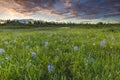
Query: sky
0 0 120 23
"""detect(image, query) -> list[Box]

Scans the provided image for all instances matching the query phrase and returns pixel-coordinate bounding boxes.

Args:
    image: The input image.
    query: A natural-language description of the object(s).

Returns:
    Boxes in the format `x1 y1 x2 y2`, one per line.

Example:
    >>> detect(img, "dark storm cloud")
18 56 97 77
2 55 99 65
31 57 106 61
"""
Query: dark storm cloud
1 0 120 19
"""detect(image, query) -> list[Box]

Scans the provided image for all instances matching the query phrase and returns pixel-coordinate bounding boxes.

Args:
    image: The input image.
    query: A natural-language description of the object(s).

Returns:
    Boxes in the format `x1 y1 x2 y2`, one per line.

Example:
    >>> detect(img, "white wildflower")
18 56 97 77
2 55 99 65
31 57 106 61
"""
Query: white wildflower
45 42 49 50
10 40 12 43
4 41 8 45
19 33 22 36
26 62 32 67
1 38 4 41
28 36 30 41
14 36 17 42
5 56 10 61
74 46 78 51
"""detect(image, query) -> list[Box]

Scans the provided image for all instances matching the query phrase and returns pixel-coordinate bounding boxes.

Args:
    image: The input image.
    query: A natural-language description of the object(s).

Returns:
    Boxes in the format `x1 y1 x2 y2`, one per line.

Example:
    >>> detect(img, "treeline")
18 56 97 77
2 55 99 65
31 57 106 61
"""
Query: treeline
1 20 120 26
0 20 77 27
0 20 120 29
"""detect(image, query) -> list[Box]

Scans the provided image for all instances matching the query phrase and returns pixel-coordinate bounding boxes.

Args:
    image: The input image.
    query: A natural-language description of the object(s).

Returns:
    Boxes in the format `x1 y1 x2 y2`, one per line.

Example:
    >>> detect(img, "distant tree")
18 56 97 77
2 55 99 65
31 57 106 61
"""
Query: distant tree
97 22 103 25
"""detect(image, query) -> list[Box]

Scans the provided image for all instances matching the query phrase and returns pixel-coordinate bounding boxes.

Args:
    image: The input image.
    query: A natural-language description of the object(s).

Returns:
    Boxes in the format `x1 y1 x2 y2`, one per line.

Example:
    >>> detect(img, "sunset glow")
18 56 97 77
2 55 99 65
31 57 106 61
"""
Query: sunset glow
0 0 120 23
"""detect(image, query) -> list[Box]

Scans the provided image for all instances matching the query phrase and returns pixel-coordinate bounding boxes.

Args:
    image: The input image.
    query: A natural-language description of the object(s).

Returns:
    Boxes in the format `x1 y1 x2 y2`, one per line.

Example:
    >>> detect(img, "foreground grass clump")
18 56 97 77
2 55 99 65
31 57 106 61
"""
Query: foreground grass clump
0 27 120 80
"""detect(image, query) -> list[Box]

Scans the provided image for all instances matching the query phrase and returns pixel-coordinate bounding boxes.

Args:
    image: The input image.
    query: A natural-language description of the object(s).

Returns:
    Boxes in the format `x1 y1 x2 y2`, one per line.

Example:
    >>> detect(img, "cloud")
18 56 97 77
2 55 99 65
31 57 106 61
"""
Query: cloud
0 0 120 20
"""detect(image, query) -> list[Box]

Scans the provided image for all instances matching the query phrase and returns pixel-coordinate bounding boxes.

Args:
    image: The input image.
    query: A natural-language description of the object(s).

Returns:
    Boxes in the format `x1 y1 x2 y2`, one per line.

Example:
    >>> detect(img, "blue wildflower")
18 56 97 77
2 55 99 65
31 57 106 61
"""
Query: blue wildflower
0 48 5 54
31 52 36 58
100 40 106 47
48 63 53 73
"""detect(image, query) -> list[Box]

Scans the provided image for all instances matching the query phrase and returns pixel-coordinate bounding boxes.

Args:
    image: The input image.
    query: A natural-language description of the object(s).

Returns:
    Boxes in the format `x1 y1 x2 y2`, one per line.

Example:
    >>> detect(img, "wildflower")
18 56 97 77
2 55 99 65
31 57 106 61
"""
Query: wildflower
26 45 29 49
19 33 22 36
31 52 36 58
45 42 49 50
4 41 8 45
5 56 10 61
48 63 53 73
10 40 12 43
74 46 78 51
111 37 115 41
0 48 5 54
26 62 32 67
14 36 17 42
87 54 94 65
0 60 2 65
1 38 4 41
100 40 106 47
28 36 30 41
14 39 16 43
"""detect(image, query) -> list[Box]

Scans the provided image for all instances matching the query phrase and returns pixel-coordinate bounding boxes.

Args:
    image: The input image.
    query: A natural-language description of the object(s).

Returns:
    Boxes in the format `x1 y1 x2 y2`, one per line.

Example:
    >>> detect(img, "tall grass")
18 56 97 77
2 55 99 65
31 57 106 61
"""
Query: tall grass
0 27 120 80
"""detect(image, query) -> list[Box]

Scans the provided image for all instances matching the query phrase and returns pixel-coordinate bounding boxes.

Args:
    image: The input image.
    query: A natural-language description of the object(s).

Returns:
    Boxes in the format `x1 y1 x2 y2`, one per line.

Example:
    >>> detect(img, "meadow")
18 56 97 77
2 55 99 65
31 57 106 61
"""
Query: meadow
0 25 120 80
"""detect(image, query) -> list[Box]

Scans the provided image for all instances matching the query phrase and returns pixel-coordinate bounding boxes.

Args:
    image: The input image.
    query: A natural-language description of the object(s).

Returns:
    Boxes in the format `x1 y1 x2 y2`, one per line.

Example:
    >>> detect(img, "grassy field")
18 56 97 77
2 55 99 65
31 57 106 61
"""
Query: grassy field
0 26 120 80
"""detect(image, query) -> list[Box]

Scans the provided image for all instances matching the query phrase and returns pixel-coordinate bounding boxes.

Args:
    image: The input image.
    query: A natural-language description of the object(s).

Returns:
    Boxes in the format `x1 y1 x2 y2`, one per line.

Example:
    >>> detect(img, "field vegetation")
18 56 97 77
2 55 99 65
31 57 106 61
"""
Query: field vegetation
0 22 120 80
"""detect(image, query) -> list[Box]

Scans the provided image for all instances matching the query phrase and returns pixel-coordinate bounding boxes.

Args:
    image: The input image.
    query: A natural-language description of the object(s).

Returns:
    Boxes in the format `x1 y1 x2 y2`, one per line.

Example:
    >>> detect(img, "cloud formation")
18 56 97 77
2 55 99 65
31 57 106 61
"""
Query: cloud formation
0 0 120 20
